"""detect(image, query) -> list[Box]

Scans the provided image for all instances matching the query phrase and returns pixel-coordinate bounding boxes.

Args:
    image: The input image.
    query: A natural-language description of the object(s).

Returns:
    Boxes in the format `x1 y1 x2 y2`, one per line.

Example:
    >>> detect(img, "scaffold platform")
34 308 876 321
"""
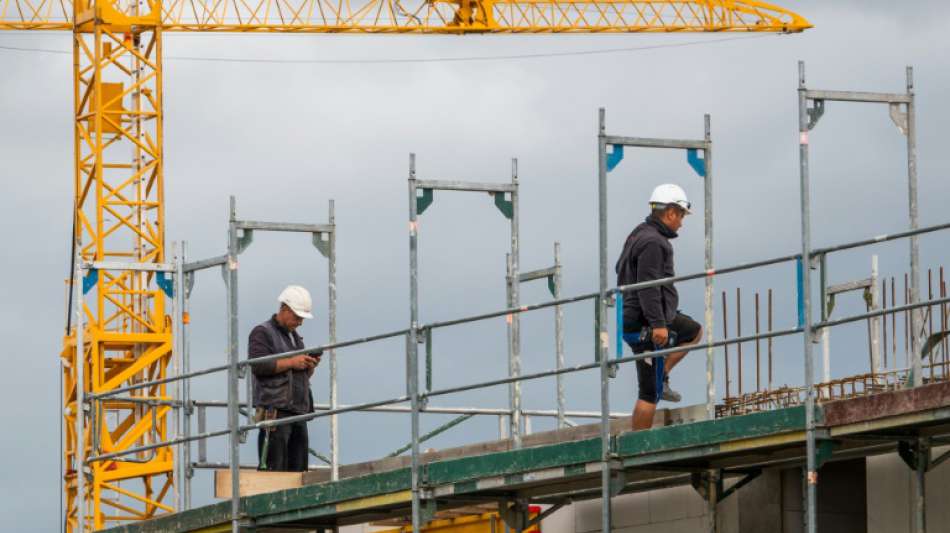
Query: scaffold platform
103 380 950 532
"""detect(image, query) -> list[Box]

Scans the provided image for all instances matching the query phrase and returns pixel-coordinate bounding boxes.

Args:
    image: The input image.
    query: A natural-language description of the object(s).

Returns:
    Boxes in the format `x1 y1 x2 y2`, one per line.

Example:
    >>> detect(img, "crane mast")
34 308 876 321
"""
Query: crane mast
0 0 809 530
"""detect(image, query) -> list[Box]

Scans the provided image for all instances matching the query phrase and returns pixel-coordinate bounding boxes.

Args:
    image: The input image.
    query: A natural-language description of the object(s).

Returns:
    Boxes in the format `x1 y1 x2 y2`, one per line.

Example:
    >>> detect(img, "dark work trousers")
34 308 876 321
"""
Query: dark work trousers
257 414 309 472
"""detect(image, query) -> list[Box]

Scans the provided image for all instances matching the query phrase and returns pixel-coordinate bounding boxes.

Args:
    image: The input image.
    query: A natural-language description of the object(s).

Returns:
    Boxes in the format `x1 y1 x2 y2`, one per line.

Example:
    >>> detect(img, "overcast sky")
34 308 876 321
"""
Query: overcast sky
1 1 949 530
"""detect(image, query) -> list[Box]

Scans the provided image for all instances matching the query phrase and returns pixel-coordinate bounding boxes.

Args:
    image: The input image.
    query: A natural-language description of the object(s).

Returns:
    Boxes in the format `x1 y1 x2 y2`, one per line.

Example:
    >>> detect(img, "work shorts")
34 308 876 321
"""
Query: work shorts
625 312 702 404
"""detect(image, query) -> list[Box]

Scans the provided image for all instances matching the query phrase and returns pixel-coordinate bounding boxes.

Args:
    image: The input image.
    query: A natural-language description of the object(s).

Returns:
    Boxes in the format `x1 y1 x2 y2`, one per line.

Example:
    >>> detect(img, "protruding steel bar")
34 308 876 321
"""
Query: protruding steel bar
820 254 830 384
407 154 422 533
905 274 910 366
768 289 774 390
883 278 889 369
941 268 948 376
722 290 730 398
798 60 818 533
755 291 762 392
930 269 935 334
871 256 882 378
226 197 241 533
737 287 743 396
893 277 898 361
928 268 934 380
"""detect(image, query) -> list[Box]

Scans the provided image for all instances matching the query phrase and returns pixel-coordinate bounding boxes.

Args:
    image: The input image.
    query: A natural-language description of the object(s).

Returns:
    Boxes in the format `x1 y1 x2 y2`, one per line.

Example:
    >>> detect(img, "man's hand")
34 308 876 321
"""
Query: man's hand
287 354 317 371
651 327 669 347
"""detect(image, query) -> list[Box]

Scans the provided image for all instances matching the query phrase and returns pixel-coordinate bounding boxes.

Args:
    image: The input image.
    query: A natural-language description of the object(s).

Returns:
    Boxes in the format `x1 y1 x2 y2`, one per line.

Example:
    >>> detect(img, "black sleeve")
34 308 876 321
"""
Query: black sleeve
248 325 279 376
636 242 667 328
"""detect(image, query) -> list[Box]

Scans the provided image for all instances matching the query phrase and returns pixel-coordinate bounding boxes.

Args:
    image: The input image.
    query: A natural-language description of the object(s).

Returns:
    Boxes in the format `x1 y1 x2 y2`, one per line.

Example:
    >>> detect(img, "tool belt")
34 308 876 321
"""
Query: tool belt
256 407 279 432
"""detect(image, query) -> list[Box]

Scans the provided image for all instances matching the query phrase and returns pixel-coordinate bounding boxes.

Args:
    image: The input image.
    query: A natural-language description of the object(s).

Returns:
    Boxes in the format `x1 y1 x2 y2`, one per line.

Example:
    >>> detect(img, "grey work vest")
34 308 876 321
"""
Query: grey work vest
251 319 313 414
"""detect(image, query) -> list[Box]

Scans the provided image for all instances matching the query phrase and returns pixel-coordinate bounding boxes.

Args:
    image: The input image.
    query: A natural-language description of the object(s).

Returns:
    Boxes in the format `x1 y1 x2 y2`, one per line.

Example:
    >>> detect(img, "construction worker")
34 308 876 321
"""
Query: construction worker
616 184 703 431
249 285 323 471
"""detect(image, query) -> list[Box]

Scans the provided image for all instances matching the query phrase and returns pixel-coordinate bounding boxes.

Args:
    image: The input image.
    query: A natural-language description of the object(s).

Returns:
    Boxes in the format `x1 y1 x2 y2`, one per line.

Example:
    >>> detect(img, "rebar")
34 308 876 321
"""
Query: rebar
893 276 898 360
928 268 934 380
768 289 774 390
755 291 762 392
904 274 911 366
722 290 730 398
941 267 948 376
883 277 889 369
737 287 743 396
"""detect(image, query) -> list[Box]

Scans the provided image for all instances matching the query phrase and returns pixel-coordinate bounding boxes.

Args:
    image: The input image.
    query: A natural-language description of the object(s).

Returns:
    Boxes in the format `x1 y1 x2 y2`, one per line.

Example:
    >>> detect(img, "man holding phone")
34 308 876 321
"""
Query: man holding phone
249 285 323 471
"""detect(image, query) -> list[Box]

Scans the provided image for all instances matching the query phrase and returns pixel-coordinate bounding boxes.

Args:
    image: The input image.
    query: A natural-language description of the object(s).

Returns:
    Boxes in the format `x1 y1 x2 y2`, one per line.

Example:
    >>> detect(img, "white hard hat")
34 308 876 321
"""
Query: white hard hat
649 184 691 214
278 285 314 319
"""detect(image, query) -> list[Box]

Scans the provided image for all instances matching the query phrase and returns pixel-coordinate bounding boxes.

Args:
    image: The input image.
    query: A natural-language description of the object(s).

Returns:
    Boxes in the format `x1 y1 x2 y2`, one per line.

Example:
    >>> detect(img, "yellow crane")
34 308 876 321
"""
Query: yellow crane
0 1 809 531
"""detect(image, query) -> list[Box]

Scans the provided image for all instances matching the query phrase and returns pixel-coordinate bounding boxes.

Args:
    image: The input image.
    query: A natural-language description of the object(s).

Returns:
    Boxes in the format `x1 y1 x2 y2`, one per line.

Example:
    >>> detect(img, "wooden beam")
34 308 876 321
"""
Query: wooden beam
214 469 303 499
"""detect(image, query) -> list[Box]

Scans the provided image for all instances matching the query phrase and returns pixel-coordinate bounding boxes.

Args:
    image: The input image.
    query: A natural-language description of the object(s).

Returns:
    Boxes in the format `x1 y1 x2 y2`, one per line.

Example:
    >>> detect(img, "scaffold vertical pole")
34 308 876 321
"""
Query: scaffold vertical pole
509 158 522 448
906 67 923 387
408 154 422 533
798 60 818 533
702 113 718 533
554 242 566 429
329 199 339 482
182 240 193 510
703 113 715 420
597 107 613 533
173 241 184 512
227 196 241 533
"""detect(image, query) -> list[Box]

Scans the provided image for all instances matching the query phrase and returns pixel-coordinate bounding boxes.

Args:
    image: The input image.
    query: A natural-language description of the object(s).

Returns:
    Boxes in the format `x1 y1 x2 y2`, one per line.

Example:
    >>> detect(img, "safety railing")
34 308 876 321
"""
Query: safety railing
78 216 950 531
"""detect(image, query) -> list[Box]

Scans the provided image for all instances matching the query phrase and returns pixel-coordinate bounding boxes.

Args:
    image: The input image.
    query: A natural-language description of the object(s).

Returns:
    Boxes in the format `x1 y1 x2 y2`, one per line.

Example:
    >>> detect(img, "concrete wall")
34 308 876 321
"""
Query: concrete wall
569 484 738 533
867 446 950 533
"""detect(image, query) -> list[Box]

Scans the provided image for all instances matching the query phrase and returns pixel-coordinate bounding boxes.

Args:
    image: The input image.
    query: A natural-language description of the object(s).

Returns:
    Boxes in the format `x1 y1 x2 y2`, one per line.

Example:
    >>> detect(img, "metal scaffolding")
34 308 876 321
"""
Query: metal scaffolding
73 62 950 533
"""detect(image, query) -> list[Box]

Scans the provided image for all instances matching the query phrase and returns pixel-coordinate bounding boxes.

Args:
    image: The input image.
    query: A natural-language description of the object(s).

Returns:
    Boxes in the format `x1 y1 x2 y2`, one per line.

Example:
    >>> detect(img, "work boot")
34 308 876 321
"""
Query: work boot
661 377 682 403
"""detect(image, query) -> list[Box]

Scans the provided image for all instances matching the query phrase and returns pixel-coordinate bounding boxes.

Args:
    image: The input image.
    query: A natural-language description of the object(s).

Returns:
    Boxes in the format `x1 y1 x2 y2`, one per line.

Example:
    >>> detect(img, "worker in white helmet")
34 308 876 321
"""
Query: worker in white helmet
248 285 323 471
615 184 703 430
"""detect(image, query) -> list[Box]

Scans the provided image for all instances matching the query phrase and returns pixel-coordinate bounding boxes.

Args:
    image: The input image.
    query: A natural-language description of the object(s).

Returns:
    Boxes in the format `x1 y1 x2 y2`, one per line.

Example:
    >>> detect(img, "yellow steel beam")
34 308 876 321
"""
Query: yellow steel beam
0 0 810 32
63 1 173 529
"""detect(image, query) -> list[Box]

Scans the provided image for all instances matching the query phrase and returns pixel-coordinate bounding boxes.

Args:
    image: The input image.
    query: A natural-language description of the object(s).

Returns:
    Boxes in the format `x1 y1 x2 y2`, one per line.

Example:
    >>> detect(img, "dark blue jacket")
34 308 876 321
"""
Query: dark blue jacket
615 215 679 332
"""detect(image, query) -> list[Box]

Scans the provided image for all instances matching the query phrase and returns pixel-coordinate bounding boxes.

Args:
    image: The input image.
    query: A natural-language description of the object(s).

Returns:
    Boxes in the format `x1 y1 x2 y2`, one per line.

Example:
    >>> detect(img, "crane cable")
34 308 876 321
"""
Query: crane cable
0 33 781 64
